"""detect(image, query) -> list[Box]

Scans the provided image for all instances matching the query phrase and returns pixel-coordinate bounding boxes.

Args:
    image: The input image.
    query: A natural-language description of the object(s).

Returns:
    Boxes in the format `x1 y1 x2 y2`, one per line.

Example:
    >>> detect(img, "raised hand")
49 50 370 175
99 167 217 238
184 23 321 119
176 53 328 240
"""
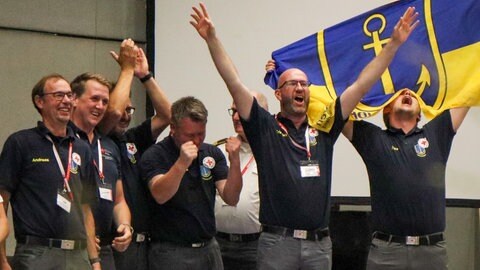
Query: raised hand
190 2 215 41
225 136 241 162
110 38 138 71
391 7 420 45
178 141 198 168
134 48 150 79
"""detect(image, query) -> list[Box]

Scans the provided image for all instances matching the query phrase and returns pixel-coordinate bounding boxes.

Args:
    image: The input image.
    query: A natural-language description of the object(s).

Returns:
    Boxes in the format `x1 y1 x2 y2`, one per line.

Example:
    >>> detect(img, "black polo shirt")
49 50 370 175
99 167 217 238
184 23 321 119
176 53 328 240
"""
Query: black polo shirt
0 122 97 240
71 124 122 239
351 110 454 235
110 119 154 233
140 135 228 244
240 98 345 230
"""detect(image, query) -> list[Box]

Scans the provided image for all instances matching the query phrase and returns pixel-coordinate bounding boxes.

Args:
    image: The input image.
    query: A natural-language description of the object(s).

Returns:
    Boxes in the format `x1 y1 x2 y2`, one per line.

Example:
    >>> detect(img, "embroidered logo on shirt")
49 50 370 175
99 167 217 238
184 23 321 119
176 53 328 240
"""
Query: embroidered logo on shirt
101 147 115 161
32 158 49 162
308 128 318 146
414 137 429 158
391 146 399 151
202 156 216 169
126 143 137 164
71 152 81 174
200 165 212 181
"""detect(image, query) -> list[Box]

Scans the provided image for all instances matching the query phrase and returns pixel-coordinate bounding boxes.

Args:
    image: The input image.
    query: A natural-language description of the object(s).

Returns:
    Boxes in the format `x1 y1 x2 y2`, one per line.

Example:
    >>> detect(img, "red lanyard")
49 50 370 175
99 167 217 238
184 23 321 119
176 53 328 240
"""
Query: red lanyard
241 155 255 175
93 140 105 183
275 115 312 159
46 136 74 200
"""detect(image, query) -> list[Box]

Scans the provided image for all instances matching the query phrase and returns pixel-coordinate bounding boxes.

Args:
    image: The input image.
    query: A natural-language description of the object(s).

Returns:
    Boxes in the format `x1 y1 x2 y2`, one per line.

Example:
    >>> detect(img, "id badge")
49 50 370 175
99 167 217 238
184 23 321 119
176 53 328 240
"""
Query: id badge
57 190 71 213
99 183 113 201
300 160 320 178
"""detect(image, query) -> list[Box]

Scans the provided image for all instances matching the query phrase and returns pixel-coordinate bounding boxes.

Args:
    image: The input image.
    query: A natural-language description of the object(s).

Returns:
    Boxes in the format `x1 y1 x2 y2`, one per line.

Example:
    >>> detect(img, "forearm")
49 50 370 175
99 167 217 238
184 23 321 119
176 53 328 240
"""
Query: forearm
142 78 171 138
82 205 99 263
113 200 131 228
220 157 242 205
99 68 135 135
149 161 187 204
206 35 253 119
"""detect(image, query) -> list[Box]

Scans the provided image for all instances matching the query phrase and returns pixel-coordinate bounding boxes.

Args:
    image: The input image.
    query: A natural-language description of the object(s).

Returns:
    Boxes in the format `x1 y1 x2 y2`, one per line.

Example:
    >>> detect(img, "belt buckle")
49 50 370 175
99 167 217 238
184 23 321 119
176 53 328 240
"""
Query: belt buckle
293 230 307 240
191 242 204 248
405 236 420 246
136 233 146 242
229 234 241 242
60 240 75 250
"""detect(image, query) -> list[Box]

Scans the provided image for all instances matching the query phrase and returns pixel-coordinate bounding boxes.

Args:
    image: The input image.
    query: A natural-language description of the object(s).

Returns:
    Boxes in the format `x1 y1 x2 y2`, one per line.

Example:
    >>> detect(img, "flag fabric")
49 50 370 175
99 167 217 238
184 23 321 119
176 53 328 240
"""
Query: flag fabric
265 0 480 131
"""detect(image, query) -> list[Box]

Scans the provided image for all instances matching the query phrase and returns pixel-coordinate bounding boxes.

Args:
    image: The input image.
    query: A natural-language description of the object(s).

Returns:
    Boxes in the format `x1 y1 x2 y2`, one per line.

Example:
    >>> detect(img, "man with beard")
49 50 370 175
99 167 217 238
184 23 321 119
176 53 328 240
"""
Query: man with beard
342 89 469 270
191 3 418 269
99 38 171 270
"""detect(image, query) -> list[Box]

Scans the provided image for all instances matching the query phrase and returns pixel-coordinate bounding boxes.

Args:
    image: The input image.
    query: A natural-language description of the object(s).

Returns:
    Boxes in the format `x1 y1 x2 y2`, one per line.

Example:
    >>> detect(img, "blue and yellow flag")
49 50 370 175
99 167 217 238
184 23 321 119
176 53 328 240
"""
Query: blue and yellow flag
265 0 480 131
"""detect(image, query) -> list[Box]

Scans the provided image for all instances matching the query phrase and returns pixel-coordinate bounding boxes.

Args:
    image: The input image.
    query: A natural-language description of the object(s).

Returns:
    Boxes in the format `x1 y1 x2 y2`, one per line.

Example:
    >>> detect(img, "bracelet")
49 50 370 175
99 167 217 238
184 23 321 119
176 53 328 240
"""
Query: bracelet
122 223 134 234
139 72 153 83
89 257 101 265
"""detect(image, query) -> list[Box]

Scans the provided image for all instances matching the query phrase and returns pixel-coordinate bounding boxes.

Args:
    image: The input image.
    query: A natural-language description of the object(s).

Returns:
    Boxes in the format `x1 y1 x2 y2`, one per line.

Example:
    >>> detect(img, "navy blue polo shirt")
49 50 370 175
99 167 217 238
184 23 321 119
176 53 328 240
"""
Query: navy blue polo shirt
240 98 345 230
71 124 122 239
351 110 454 235
140 135 228 244
110 119 154 233
0 122 97 240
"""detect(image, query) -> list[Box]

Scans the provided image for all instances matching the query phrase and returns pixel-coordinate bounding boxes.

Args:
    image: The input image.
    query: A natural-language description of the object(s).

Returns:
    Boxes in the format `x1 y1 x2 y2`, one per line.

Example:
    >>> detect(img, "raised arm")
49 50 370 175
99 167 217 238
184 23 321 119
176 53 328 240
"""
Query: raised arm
190 3 254 120
134 48 171 139
340 7 419 120
450 107 470 132
98 39 138 135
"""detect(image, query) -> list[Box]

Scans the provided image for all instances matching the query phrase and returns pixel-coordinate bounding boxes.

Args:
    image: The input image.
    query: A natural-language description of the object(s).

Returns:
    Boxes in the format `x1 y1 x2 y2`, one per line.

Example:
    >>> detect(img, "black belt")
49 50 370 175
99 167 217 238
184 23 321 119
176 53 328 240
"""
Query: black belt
17 235 86 250
262 225 329 241
217 232 261 242
373 231 444 246
151 238 212 248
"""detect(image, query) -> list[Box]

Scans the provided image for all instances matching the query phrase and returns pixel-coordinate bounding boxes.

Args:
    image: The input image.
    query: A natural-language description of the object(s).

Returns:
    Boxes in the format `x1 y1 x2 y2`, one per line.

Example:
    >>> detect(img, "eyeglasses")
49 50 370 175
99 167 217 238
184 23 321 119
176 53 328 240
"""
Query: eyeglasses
278 80 311 89
41 91 75 101
227 108 238 116
126 106 136 115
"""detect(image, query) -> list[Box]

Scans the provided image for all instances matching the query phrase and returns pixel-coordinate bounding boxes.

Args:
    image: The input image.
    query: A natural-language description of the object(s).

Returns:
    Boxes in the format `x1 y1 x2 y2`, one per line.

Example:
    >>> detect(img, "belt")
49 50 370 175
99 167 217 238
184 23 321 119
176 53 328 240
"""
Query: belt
373 231 444 246
217 232 261 242
262 225 329 241
17 235 86 250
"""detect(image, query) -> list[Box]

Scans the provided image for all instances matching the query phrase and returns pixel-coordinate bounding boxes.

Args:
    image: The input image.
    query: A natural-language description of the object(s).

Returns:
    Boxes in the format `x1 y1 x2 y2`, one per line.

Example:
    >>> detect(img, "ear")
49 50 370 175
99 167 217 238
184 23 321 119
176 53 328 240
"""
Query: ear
274 89 282 101
34 95 44 110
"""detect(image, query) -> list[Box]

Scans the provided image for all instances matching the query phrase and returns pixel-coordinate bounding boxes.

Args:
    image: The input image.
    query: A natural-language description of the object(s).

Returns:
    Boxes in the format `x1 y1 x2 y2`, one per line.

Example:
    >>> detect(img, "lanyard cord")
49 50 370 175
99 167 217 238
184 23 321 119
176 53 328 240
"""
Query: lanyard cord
46 135 74 200
275 115 311 160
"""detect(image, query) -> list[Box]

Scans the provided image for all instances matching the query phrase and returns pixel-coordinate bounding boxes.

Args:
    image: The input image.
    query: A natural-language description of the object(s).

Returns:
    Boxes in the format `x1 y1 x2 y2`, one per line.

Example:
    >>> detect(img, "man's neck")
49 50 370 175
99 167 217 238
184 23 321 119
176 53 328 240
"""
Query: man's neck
390 117 417 134
43 119 67 137
72 120 95 143
279 112 306 129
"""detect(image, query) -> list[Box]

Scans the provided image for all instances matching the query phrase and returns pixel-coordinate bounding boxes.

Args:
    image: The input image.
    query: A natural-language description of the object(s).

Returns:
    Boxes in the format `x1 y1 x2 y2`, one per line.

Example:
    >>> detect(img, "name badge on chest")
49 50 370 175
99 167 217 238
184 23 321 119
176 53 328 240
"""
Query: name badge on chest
57 190 71 213
99 183 113 201
300 160 321 178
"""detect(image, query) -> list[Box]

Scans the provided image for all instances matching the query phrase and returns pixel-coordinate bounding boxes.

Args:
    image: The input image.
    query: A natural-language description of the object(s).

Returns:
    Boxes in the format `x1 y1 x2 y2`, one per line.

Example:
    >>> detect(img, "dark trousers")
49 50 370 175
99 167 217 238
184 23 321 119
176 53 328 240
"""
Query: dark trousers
216 236 258 270
99 245 116 270
113 241 149 270
11 244 91 270
149 238 223 270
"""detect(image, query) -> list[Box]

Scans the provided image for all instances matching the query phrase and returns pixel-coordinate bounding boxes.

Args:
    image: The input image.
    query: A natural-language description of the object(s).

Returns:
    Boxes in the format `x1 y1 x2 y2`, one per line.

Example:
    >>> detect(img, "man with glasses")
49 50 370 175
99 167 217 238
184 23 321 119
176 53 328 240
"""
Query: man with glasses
0 74 100 270
98 39 172 270
191 3 418 269
214 92 268 270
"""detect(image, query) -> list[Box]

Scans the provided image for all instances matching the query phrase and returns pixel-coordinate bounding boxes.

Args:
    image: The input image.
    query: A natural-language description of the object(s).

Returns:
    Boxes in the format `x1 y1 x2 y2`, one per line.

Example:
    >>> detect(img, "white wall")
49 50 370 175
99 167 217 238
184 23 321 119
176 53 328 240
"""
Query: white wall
154 0 480 201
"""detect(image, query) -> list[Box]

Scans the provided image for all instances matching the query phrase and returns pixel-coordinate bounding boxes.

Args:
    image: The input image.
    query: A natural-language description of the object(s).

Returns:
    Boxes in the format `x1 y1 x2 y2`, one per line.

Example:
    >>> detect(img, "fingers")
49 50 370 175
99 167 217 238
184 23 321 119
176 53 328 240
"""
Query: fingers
110 51 119 61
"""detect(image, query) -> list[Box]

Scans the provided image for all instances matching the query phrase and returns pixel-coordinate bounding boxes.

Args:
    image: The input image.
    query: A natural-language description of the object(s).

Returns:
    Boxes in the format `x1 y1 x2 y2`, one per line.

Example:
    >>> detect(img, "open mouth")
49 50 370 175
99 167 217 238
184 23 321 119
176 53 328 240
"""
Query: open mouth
294 95 304 104
401 95 412 105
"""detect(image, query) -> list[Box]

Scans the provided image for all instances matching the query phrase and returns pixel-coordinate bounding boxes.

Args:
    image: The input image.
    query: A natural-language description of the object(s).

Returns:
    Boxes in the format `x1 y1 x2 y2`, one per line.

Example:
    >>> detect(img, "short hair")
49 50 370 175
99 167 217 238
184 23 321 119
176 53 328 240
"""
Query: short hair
70 72 113 97
171 96 208 126
31 73 68 113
